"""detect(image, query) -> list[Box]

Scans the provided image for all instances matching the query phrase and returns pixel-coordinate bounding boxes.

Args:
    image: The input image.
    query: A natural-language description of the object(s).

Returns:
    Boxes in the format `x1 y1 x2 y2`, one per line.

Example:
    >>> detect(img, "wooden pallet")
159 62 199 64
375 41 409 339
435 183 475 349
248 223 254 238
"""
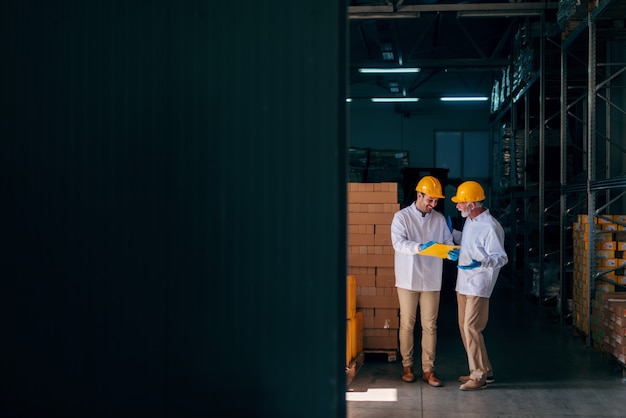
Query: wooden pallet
363 348 398 362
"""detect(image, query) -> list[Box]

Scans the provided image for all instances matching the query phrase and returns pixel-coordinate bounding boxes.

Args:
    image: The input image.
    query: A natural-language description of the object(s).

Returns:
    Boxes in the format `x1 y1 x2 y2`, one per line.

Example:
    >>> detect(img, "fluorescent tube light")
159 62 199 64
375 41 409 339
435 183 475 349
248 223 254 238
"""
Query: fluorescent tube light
457 10 543 18
358 68 420 74
346 98 352 102
371 97 419 103
440 97 488 102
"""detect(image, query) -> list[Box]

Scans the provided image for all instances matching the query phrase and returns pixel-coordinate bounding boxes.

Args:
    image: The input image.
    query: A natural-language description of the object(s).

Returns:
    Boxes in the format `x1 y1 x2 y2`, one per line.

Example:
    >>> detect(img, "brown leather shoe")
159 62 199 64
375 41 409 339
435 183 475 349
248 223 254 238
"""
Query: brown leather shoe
402 366 415 383
459 374 495 384
459 379 487 391
422 371 442 387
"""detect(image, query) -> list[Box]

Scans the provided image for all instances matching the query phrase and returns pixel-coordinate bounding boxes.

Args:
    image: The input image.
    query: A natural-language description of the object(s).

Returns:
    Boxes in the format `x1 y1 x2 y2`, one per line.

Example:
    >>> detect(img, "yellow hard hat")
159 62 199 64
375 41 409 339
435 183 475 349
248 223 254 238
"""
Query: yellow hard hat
415 176 444 199
451 181 486 203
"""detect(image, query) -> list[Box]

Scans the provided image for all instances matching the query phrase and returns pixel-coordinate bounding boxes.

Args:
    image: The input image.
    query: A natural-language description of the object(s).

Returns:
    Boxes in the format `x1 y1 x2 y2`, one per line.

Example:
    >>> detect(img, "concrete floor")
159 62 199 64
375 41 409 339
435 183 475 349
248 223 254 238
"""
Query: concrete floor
346 276 626 418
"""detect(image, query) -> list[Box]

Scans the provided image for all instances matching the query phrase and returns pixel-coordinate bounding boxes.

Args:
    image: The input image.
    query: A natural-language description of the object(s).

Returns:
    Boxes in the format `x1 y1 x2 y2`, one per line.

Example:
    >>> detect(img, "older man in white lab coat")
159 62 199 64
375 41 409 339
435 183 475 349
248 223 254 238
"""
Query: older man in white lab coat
451 181 508 391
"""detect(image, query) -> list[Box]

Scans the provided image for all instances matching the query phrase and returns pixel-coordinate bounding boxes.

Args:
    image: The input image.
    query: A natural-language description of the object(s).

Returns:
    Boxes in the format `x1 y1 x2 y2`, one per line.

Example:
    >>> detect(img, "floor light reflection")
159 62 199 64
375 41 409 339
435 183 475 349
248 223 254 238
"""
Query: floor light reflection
345 388 397 402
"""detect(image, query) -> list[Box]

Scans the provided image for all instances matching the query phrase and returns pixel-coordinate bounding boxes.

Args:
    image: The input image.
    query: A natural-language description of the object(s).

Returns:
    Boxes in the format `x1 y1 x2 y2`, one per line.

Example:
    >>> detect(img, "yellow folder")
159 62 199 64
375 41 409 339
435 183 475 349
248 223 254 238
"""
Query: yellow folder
419 243 460 259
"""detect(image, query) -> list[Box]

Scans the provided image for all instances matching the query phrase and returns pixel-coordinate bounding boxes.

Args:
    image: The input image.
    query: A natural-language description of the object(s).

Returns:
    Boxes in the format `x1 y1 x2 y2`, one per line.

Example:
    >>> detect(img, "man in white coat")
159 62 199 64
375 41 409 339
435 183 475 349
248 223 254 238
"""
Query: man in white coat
451 180 508 391
391 176 459 387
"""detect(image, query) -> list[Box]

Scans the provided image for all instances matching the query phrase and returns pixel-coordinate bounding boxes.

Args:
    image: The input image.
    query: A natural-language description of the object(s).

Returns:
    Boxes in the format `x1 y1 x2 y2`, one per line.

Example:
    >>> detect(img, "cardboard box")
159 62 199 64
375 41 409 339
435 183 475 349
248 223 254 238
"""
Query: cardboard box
616 276 626 285
347 275 357 319
346 320 353 365
377 266 394 275
357 295 400 309
374 232 392 246
375 274 395 288
348 224 375 235
349 317 358 362
347 191 397 204
596 283 615 293
600 259 617 268
357 286 377 296
376 287 397 297
596 292 626 307
598 241 617 250
608 300 626 318
349 254 394 267
347 212 394 226
356 311 363 354
348 266 375 275
348 233 375 246
595 250 615 258
362 314 375 329
374 308 400 329
363 335 398 350
355 274 376 287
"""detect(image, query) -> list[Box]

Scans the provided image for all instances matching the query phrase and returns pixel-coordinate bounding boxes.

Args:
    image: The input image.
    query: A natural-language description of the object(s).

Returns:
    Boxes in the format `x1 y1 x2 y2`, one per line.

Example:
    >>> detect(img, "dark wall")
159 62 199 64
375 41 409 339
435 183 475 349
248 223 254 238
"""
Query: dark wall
2 2 347 417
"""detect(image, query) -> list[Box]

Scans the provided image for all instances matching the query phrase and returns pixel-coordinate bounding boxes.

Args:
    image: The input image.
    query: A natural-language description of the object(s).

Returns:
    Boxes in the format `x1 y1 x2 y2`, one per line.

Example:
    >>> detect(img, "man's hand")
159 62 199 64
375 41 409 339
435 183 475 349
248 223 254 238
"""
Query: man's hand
457 259 481 270
447 248 459 261
419 241 436 252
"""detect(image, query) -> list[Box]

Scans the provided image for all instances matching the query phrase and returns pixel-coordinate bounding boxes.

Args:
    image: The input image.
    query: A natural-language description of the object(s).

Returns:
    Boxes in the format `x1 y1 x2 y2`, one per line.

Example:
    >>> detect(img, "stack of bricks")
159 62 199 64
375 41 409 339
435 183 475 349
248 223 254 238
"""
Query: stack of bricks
572 214 626 351
347 182 400 351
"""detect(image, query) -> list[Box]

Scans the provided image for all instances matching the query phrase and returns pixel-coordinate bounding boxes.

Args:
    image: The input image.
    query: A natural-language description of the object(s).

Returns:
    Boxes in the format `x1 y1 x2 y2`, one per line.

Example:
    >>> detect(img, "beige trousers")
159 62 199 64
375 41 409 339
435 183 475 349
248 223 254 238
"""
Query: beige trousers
457 293 492 382
397 288 440 372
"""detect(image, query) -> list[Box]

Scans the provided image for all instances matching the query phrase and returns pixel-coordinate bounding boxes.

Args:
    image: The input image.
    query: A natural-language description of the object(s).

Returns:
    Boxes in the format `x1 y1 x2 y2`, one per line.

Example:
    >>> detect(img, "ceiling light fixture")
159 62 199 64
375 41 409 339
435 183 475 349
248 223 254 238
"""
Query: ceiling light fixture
371 97 419 103
457 10 543 18
440 97 489 102
358 68 420 74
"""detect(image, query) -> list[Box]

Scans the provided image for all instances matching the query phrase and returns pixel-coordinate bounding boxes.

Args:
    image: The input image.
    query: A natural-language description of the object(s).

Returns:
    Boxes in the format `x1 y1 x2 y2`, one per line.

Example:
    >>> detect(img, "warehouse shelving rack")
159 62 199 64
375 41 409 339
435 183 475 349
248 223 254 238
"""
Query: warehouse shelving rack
490 13 563 305
559 0 626 340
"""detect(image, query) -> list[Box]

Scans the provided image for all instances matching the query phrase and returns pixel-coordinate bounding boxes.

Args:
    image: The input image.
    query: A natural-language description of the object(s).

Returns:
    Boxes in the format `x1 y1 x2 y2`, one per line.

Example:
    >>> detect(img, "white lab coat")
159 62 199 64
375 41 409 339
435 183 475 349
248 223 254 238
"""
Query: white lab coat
391 203 454 291
455 209 508 298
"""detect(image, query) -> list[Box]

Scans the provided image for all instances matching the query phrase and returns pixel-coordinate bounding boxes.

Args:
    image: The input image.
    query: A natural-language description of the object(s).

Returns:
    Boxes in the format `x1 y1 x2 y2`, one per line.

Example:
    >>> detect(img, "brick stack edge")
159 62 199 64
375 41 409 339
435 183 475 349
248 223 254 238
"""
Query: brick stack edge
347 182 400 351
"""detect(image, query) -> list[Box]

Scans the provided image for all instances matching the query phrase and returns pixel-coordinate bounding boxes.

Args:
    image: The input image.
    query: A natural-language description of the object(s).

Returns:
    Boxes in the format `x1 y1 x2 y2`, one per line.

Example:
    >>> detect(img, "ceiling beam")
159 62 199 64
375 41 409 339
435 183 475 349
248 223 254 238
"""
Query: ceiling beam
348 2 558 19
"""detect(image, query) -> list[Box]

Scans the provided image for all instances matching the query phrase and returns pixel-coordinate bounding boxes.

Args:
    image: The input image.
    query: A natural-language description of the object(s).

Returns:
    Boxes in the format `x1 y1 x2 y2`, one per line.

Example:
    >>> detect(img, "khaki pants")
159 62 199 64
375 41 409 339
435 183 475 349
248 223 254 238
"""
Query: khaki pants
397 288 440 372
457 293 492 382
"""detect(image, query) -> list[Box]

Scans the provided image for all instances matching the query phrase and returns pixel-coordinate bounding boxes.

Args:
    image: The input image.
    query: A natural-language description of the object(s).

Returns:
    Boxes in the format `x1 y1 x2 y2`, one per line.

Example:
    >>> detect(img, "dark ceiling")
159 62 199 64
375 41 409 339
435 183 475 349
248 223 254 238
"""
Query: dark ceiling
348 0 562 111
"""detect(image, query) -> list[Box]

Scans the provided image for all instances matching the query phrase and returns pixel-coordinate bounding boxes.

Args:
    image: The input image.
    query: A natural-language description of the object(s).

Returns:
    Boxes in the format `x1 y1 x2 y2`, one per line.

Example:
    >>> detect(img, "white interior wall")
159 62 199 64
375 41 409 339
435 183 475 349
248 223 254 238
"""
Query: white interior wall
348 104 492 168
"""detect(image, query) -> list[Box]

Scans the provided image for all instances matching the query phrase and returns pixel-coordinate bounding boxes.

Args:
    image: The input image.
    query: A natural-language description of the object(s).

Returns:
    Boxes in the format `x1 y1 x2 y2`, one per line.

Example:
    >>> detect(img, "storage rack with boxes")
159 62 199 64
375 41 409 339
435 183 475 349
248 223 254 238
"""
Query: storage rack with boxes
571 215 626 336
489 12 563 304
558 0 626 363
592 291 626 364
489 1 626 358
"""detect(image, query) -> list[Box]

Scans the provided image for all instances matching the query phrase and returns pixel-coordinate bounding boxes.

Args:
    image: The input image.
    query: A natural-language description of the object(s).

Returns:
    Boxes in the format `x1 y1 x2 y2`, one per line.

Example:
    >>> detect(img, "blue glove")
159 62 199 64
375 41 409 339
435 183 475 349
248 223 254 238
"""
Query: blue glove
446 215 453 233
419 241 436 252
447 248 459 261
458 259 481 270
